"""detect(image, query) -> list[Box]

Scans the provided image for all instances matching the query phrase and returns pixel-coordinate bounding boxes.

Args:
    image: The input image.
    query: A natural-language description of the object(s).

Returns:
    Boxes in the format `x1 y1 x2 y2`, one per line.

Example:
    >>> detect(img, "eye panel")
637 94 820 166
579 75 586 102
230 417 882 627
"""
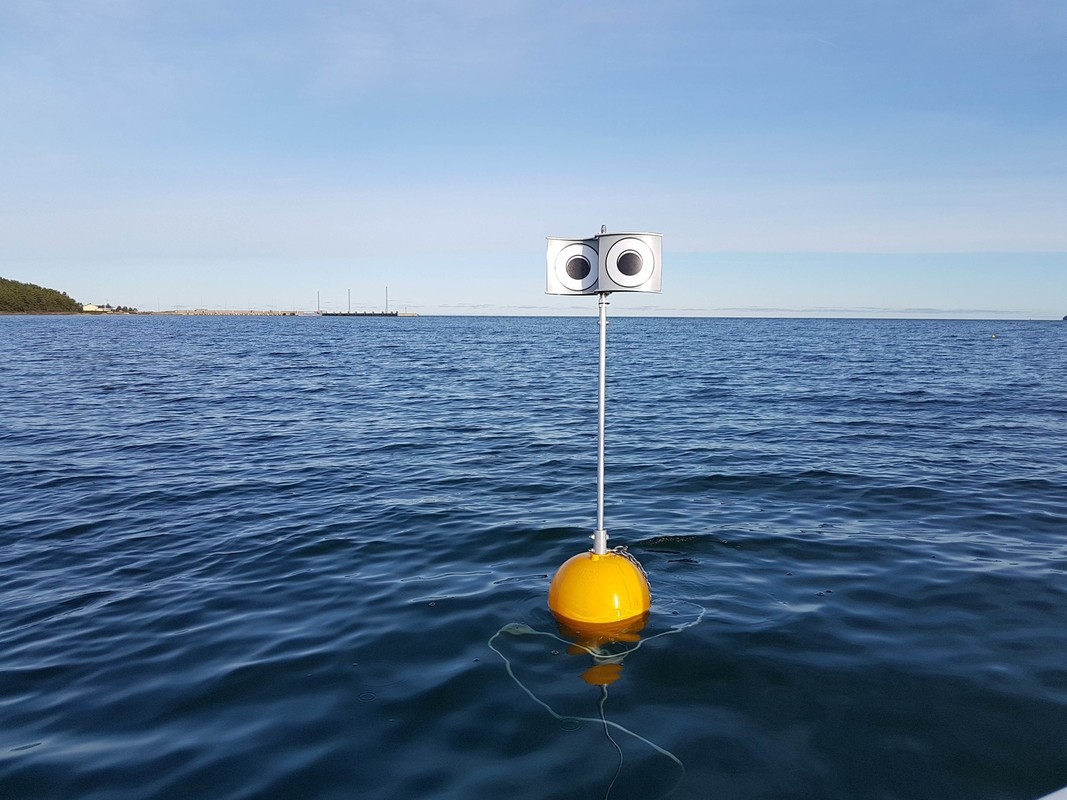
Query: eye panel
546 238 599 294
555 242 599 292
603 236 657 289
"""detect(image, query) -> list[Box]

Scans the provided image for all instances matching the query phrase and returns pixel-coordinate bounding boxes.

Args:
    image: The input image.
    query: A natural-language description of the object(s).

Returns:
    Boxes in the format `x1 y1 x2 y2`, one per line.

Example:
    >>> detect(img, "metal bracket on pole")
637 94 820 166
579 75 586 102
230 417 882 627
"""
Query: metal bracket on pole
592 291 610 555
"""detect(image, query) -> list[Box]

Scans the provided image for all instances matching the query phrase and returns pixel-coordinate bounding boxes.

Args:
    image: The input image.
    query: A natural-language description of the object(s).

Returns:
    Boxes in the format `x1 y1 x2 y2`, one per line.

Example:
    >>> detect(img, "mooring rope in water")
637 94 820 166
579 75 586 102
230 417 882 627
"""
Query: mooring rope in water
600 684 623 800
488 602 706 799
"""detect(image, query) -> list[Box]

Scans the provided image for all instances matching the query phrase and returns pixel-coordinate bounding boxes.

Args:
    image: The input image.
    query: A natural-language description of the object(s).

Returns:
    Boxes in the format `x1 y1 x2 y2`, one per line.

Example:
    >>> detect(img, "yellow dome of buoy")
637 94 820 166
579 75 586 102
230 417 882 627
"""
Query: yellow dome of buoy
548 550 651 627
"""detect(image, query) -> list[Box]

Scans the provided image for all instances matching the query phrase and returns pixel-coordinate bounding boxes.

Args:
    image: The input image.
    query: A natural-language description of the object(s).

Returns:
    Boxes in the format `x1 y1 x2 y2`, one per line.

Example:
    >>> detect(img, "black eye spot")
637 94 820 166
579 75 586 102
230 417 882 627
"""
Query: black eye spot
566 255 591 281
617 251 642 276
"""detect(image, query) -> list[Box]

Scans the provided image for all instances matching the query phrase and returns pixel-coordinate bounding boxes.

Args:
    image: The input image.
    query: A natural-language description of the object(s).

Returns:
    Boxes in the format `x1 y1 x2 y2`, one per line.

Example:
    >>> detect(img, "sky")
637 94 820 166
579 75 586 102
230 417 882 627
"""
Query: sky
1 0 1065 317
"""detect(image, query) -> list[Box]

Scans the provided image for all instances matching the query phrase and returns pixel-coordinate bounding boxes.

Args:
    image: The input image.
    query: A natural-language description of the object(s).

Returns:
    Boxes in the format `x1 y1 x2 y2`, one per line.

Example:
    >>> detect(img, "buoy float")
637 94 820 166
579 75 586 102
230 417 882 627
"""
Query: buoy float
543 262 655 629
549 550 651 627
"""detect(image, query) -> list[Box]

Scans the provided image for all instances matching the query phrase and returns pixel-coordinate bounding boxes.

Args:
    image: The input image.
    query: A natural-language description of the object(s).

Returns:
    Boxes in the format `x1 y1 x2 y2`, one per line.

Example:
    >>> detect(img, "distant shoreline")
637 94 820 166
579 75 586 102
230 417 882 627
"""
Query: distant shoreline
0 310 421 318
0 311 1059 321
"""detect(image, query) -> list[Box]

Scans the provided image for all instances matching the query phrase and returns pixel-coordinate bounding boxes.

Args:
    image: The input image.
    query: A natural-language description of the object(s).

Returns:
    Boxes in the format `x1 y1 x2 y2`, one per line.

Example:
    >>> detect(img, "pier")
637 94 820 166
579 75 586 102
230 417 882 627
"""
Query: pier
320 311 400 317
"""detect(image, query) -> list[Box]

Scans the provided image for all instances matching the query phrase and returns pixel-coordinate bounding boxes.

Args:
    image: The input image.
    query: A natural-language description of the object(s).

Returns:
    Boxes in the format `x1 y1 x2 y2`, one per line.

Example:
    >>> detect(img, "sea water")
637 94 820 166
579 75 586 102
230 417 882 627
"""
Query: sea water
1 315 1065 800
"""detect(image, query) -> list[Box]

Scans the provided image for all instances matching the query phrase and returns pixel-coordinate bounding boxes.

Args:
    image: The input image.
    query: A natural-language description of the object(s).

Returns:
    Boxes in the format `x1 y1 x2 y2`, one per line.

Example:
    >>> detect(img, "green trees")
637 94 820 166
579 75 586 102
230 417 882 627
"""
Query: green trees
0 277 83 313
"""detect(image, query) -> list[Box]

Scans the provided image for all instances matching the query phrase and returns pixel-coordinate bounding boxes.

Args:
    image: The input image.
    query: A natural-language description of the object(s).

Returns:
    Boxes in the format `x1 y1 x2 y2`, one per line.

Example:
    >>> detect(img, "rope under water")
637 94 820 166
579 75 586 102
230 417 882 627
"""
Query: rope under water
488 602 706 799
600 684 623 800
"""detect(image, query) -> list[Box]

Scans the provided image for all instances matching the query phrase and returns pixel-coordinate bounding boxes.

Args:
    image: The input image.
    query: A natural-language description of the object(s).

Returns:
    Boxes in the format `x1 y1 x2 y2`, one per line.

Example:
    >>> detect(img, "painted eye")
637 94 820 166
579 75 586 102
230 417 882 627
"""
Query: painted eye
553 242 598 292
615 250 642 276
604 237 656 288
565 255 592 281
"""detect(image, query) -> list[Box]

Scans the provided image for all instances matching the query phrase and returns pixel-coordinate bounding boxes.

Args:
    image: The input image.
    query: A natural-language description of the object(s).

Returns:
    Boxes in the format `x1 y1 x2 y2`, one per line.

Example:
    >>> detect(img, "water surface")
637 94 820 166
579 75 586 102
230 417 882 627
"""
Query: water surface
2 315 1065 799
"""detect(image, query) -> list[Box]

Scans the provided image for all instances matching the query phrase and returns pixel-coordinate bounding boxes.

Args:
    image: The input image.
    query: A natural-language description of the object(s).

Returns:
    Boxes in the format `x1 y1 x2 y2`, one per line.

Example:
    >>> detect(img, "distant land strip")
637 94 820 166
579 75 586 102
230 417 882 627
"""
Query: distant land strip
150 310 418 317
150 309 300 316
0 274 423 317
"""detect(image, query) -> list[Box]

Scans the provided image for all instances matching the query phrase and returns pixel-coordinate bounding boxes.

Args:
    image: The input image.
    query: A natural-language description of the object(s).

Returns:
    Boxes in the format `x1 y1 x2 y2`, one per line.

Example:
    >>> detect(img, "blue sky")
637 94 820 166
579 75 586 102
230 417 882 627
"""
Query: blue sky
1 1 1064 317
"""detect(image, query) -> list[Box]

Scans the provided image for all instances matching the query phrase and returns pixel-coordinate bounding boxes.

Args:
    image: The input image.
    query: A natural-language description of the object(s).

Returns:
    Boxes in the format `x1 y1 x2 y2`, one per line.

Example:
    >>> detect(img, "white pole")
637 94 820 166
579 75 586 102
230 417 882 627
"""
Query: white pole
592 292 610 555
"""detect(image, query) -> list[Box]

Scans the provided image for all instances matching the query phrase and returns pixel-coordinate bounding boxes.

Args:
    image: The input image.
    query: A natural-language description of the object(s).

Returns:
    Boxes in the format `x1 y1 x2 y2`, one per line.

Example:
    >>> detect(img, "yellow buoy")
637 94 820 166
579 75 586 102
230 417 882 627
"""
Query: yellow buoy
548 550 651 627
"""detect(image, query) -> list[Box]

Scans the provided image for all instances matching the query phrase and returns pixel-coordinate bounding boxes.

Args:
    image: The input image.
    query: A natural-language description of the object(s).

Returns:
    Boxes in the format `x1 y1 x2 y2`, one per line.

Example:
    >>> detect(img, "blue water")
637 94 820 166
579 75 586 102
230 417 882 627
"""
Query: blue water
2 315 1066 800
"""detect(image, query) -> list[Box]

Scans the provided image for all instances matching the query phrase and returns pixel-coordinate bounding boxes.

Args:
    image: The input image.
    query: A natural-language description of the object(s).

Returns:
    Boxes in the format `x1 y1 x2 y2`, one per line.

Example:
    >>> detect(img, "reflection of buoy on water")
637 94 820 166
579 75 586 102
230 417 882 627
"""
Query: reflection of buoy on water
549 549 651 627
556 605 647 685
488 606 693 793
581 663 623 686
554 609 647 648
556 612 648 685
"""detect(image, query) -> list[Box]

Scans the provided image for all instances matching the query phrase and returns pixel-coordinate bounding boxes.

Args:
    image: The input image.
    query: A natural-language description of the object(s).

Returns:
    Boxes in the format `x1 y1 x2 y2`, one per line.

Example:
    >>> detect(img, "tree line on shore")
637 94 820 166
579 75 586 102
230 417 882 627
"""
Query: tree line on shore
0 276 82 313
